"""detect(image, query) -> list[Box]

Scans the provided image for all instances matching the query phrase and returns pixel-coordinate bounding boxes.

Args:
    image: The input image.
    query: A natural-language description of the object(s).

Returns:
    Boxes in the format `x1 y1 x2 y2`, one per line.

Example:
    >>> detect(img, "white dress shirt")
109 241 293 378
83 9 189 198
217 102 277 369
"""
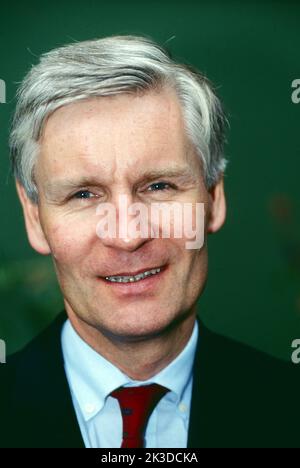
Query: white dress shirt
61 318 199 448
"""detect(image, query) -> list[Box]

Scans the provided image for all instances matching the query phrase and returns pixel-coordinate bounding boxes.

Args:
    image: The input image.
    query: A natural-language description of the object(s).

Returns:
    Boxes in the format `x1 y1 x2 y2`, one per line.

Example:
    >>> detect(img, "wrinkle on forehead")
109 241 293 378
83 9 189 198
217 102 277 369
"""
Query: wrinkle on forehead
37 88 201 188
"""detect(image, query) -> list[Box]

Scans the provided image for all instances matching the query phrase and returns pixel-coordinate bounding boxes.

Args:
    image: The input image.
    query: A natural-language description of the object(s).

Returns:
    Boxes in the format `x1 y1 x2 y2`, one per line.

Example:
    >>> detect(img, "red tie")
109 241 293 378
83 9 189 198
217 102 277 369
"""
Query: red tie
110 383 169 448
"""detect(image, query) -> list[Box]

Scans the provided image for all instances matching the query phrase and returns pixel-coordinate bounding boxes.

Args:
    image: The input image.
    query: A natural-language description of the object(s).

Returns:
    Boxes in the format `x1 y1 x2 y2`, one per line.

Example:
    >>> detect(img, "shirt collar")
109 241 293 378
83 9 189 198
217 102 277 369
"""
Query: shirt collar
61 318 199 422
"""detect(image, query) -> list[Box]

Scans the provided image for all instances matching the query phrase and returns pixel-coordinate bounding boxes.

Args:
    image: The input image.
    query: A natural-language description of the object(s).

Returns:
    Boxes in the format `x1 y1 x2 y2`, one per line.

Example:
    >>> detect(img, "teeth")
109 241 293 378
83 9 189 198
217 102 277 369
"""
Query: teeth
105 268 161 283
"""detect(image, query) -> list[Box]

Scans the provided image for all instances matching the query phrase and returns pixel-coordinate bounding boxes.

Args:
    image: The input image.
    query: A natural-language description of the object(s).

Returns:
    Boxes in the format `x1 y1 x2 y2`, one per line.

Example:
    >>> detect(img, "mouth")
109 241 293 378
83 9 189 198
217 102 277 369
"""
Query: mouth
98 264 168 297
103 265 166 284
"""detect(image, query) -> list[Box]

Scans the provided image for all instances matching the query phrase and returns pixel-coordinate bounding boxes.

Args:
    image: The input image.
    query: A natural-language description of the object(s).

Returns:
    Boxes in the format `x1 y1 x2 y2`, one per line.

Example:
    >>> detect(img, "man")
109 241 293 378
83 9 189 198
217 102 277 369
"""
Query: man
0 35 295 448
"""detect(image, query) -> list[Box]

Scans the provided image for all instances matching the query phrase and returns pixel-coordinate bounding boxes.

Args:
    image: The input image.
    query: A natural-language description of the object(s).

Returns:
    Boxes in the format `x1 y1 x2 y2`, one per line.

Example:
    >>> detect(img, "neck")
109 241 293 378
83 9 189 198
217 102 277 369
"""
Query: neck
66 308 197 381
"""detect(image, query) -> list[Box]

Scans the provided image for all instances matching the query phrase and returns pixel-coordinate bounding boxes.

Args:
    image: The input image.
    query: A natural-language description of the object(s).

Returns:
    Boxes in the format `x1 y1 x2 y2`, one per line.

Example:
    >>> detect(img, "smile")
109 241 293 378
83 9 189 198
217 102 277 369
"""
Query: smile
105 267 162 283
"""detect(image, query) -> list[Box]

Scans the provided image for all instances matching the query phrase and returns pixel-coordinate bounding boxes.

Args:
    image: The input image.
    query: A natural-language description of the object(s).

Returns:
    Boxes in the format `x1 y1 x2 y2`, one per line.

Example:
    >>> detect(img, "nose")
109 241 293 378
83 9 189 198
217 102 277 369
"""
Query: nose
101 235 149 252
96 194 151 252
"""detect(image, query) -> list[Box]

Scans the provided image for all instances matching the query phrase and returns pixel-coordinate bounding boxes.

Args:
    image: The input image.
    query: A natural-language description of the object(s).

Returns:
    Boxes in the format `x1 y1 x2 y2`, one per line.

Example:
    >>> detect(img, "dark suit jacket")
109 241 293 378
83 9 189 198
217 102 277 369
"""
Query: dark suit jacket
0 312 297 448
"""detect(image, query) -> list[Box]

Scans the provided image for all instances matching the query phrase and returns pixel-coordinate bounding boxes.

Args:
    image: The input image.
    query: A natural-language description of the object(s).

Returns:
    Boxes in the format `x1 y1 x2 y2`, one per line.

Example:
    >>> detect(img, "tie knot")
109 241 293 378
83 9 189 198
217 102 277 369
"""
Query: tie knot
110 383 169 448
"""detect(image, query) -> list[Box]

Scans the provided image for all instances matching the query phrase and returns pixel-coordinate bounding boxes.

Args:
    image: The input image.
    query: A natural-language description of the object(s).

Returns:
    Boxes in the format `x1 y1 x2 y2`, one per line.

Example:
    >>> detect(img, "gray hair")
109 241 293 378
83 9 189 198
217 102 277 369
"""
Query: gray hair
9 35 228 202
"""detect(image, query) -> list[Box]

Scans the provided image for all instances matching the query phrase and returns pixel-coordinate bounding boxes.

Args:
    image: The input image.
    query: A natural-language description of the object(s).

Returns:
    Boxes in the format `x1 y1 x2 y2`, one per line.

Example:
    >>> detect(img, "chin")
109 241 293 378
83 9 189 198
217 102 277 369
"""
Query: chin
100 311 177 341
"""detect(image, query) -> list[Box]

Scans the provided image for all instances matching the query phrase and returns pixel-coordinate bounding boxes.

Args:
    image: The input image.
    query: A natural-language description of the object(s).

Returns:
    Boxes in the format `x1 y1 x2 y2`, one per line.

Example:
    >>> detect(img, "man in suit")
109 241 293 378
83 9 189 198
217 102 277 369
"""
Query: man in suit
0 35 296 448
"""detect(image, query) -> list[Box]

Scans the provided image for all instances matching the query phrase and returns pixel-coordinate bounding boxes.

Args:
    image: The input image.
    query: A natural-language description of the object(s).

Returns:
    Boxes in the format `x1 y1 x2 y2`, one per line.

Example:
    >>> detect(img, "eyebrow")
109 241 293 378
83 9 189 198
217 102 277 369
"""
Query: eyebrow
133 167 199 185
44 166 199 198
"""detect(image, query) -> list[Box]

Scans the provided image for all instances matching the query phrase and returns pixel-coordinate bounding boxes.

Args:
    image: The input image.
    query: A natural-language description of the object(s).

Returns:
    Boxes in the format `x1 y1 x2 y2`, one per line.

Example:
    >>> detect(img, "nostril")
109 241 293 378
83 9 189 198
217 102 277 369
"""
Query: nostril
99 235 150 253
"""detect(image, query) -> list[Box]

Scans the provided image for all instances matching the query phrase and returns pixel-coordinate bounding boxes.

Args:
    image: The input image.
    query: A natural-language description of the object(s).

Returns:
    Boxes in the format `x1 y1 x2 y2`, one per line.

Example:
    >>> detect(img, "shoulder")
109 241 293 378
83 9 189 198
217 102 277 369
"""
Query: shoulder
0 313 67 444
191 320 299 447
5 311 66 365
196 319 292 374
195 319 296 400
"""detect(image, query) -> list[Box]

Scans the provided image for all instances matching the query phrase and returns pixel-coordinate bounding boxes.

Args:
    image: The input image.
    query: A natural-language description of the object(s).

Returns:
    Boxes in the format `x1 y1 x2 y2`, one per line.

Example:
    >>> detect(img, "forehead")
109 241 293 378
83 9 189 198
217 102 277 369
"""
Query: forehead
38 88 200 180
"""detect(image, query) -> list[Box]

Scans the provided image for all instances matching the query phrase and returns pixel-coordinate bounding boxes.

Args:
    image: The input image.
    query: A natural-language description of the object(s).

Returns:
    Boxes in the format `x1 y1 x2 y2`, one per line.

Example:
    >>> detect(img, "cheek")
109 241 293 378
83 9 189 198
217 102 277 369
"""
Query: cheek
184 247 208 300
169 238 207 309
45 218 95 265
177 232 208 283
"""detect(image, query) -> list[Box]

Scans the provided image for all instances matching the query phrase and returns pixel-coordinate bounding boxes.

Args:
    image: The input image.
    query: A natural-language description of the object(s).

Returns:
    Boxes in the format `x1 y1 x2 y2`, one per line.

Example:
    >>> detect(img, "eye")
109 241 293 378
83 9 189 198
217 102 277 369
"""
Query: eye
72 190 95 200
147 182 174 192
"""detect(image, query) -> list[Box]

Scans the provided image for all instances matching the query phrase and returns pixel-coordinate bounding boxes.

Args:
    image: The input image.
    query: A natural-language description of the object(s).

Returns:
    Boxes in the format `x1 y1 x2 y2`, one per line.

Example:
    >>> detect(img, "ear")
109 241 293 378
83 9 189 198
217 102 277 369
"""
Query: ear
16 181 51 255
207 176 226 234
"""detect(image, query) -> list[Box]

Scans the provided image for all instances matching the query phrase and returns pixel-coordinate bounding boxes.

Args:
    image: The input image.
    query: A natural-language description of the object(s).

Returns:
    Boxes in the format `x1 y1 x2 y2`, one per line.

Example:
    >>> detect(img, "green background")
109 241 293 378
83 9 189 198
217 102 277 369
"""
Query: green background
0 0 299 360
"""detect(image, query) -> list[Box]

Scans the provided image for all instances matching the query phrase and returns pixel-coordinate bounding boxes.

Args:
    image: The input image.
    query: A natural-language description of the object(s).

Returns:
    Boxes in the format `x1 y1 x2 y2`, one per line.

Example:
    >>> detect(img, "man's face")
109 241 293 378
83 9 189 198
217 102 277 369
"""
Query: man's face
20 88 225 340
